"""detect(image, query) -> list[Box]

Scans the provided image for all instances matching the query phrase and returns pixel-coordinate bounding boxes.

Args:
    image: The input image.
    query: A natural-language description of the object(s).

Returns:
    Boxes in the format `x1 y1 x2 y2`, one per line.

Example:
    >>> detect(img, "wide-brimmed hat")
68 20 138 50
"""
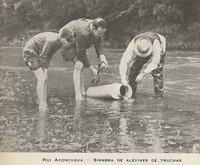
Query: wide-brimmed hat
134 37 153 57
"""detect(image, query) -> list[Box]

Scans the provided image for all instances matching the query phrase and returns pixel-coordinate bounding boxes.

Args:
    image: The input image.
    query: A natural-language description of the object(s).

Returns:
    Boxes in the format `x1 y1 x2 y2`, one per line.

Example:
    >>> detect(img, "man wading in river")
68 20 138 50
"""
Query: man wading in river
119 32 166 98
59 17 108 100
23 29 76 110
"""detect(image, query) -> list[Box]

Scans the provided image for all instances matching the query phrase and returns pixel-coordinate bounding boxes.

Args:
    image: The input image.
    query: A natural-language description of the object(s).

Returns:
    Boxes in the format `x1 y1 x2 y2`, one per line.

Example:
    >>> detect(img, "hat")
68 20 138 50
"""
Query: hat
134 37 153 57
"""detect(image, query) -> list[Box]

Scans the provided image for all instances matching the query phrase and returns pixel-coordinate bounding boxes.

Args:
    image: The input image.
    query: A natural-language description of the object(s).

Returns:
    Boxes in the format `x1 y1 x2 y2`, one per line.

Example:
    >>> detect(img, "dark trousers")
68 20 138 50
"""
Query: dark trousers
129 53 166 97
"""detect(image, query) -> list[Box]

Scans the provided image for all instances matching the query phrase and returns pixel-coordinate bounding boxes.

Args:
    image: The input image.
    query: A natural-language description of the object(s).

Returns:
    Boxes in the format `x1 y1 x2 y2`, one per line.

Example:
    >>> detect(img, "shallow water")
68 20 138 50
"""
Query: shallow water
0 48 200 153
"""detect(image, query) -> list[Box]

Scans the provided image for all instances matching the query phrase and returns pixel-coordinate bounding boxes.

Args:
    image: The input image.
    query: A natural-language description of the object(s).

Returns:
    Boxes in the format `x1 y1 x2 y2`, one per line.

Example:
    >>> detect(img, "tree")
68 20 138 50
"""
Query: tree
1 0 200 49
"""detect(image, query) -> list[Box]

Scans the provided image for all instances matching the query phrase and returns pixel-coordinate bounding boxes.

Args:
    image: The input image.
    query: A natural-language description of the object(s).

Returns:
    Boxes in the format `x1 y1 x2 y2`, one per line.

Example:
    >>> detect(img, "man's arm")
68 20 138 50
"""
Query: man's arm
39 42 53 59
76 34 98 76
76 34 90 68
143 40 161 74
135 39 161 83
94 37 108 67
119 39 135 86
156 33 166 54
38 41 54 67
94 37 103 58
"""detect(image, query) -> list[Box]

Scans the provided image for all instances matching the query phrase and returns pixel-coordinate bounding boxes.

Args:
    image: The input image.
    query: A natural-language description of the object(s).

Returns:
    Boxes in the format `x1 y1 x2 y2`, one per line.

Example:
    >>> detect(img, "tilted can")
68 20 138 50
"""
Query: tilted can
87 83 132 100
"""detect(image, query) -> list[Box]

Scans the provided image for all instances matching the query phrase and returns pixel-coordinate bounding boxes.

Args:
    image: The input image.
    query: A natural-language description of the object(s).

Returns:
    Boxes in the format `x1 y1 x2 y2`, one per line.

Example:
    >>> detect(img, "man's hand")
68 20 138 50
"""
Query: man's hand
89 66 98 77
99 62 106 69
99 55 108 68
136 71 146 83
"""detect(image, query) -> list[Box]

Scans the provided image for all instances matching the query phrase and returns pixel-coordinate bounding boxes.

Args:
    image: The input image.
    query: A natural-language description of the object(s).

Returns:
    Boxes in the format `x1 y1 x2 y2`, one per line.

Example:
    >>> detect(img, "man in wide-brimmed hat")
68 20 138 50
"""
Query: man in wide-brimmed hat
119 32 166 98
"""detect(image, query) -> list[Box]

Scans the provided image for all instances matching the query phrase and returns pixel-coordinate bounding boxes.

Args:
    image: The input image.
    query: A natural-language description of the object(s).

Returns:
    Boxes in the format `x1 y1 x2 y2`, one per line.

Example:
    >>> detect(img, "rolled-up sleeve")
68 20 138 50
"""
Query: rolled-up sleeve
76 34 90 68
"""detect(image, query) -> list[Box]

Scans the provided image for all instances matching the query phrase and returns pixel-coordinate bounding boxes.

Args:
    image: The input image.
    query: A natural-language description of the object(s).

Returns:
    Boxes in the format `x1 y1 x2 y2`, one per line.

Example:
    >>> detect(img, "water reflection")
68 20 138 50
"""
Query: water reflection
118 115 136 152
73 100 84 130
66 99 126 152
36 109 48 143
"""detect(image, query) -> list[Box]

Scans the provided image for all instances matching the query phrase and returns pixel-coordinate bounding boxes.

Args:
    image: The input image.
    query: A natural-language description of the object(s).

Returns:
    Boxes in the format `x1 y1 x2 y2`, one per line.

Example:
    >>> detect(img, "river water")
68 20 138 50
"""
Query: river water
0 48 200 153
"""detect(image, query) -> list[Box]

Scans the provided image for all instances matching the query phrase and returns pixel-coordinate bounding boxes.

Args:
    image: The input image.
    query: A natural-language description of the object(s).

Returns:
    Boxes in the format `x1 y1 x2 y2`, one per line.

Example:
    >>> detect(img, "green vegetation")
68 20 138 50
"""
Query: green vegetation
1 0 200 50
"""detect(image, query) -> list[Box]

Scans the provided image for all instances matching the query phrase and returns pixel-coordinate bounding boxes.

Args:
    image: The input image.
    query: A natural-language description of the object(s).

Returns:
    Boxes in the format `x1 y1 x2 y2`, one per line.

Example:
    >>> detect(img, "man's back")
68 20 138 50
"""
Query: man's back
60 18 93 37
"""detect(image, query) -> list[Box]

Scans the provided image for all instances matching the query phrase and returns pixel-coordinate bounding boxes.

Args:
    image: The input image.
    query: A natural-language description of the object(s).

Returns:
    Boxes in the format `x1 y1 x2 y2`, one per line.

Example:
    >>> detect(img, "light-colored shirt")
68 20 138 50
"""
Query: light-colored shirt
120 33 166 74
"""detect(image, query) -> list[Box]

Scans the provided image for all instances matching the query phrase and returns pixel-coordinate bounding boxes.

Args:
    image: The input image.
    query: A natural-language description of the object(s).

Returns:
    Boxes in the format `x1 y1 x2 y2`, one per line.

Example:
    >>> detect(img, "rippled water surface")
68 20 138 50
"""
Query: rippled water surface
0 48 200 153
